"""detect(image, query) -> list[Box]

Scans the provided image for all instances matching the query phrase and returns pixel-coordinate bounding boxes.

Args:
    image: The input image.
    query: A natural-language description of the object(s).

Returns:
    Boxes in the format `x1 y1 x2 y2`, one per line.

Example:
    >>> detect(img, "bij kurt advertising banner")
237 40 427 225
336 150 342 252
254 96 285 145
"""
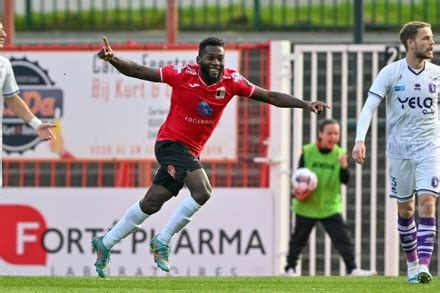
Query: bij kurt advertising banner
2 50 240 160
0 188 274 276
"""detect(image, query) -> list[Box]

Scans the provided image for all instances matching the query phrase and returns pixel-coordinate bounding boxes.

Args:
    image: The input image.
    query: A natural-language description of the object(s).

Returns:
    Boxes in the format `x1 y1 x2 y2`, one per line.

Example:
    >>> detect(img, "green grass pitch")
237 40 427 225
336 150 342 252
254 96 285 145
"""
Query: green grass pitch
0 276 439 292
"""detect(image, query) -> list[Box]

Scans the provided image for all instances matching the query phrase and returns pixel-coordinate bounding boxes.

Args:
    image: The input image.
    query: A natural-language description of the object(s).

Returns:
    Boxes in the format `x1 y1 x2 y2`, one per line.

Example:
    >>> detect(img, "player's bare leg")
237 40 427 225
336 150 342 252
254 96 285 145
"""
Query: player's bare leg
151 169 211 272
91 185 172 277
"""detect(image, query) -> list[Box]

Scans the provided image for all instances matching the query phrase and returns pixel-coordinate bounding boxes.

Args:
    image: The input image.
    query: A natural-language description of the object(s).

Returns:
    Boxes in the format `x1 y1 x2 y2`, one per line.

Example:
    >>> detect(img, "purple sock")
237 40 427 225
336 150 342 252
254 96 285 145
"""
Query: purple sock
398 215 418 262
417 217 437 266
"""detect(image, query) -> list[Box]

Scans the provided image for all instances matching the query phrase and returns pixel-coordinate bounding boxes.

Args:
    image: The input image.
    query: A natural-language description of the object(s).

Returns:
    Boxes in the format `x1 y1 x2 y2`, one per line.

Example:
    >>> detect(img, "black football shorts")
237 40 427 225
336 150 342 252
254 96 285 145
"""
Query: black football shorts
152 140 203 195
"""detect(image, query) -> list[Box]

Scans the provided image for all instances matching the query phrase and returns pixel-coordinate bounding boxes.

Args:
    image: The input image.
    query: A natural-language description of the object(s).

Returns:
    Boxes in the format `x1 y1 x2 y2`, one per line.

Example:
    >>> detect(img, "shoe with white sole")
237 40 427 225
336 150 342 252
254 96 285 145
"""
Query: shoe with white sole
349 268 377 277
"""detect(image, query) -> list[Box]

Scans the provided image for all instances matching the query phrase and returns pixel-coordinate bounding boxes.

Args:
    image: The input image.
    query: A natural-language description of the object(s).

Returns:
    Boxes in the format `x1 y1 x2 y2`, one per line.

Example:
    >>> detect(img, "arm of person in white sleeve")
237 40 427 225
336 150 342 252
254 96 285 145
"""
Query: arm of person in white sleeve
352 95 382 164
4 95 57 141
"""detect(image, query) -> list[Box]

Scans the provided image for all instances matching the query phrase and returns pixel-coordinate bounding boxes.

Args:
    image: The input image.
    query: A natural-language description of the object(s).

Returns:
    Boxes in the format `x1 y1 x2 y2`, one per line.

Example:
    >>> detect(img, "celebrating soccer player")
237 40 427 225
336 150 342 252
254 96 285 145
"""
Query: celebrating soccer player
92 36 330 278
353 21 439 284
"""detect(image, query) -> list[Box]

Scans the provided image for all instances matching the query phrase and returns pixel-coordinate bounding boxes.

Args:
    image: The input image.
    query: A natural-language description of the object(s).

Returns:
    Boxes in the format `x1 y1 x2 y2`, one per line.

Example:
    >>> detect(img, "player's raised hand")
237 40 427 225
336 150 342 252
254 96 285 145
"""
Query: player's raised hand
308 101 331 114
352 141 366 165
98 36 114 61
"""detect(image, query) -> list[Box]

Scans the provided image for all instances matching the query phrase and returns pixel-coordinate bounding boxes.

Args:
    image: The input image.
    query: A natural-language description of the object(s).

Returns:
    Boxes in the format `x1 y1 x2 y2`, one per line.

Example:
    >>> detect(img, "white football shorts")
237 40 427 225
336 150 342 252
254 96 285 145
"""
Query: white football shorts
388 153 440 202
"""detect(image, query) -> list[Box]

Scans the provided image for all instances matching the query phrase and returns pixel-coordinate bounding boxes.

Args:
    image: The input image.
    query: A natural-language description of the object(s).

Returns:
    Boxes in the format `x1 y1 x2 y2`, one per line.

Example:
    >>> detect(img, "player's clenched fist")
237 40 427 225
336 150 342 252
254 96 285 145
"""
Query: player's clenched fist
97 36 114 61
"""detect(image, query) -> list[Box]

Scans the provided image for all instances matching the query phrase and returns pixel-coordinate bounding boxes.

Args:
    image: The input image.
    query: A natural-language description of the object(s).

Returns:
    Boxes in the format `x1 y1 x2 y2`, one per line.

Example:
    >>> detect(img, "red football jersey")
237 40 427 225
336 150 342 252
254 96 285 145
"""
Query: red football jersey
158 63 255 157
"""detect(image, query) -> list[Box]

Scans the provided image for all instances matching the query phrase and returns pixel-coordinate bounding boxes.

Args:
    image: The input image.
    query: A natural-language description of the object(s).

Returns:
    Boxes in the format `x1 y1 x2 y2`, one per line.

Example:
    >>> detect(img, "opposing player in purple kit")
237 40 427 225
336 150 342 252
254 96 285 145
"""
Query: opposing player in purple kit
353 21 440 284
92 36 330 277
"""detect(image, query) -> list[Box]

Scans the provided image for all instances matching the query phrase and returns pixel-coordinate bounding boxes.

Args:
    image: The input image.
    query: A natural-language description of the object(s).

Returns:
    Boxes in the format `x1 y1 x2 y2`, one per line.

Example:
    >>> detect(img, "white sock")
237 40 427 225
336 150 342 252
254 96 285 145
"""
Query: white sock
102 201 149 249
157 195 201 245
407 260 419 269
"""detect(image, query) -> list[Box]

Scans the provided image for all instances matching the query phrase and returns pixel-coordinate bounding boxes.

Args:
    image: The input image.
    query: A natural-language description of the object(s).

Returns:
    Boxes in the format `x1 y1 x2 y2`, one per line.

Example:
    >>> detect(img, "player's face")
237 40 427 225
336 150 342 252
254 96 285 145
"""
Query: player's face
0 22 7 48
319 123 340 149
411 27 435 60
197 45 225 84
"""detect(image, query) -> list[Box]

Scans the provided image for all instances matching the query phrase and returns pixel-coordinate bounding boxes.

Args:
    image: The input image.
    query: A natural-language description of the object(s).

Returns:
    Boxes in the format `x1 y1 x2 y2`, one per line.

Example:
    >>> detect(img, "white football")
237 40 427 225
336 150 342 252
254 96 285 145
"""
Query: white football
291 167 318 201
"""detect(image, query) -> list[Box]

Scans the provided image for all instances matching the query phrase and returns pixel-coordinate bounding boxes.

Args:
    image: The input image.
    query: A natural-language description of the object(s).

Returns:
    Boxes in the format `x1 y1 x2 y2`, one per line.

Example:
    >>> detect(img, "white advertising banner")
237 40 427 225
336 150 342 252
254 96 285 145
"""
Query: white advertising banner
0 188 274 276
2 50 239 160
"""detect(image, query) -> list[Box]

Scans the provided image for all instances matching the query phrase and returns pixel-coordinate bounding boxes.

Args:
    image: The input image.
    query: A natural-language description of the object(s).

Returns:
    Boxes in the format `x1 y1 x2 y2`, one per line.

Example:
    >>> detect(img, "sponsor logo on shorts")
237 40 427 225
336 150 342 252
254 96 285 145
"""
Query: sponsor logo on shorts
390 176 397 194
431 176 438 188
167 165 176 179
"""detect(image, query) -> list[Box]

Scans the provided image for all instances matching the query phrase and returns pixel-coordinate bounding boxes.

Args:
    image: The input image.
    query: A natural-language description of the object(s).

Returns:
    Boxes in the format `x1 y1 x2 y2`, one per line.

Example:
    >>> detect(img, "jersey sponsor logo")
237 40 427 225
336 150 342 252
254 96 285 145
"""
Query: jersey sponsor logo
4 57 64 154
215 87 225 100
184 116 216 125
394 85 405 92
189 83 200 88
167 165 176 179
0 205 48 265
397 96 434 114
311 161 336 170
196 101 213 117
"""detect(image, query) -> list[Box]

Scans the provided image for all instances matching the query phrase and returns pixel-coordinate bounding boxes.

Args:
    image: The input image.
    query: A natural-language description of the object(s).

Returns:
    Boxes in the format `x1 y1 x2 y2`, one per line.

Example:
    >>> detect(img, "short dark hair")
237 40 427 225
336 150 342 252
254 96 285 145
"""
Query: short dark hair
399 21 431 50
198 37 224 57
318 118 339 132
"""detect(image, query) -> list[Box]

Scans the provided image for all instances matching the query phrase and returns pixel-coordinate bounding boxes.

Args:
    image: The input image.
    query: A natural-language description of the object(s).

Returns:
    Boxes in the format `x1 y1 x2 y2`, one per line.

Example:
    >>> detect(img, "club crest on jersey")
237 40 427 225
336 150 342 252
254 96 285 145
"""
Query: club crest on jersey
215 87 225 99
428 83 436 94
167 165 176 179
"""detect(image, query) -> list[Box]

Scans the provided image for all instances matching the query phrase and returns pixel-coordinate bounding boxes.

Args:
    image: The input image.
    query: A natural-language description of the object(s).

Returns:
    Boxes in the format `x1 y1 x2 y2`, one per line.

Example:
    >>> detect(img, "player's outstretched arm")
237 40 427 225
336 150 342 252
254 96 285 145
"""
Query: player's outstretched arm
249 86 331 114
4 95 56 141
352 95 382 164
97 36 160 82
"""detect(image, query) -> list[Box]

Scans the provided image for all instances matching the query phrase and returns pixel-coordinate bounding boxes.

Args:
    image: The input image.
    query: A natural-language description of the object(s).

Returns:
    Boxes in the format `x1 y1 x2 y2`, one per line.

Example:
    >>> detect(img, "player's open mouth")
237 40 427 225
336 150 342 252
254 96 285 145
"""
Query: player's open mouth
209 68 220 75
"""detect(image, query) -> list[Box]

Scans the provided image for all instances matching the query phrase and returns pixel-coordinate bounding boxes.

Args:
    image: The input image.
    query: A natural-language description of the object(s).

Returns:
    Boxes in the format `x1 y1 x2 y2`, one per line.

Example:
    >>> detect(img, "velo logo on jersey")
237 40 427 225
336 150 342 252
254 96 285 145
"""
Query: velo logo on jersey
0 205 48 265
397 96 434 112
394 85 406 92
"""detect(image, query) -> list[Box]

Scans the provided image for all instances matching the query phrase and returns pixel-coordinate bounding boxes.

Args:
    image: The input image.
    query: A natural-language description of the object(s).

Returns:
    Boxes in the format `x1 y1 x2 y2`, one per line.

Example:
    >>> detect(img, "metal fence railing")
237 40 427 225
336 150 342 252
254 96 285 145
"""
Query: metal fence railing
12 0 440 32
